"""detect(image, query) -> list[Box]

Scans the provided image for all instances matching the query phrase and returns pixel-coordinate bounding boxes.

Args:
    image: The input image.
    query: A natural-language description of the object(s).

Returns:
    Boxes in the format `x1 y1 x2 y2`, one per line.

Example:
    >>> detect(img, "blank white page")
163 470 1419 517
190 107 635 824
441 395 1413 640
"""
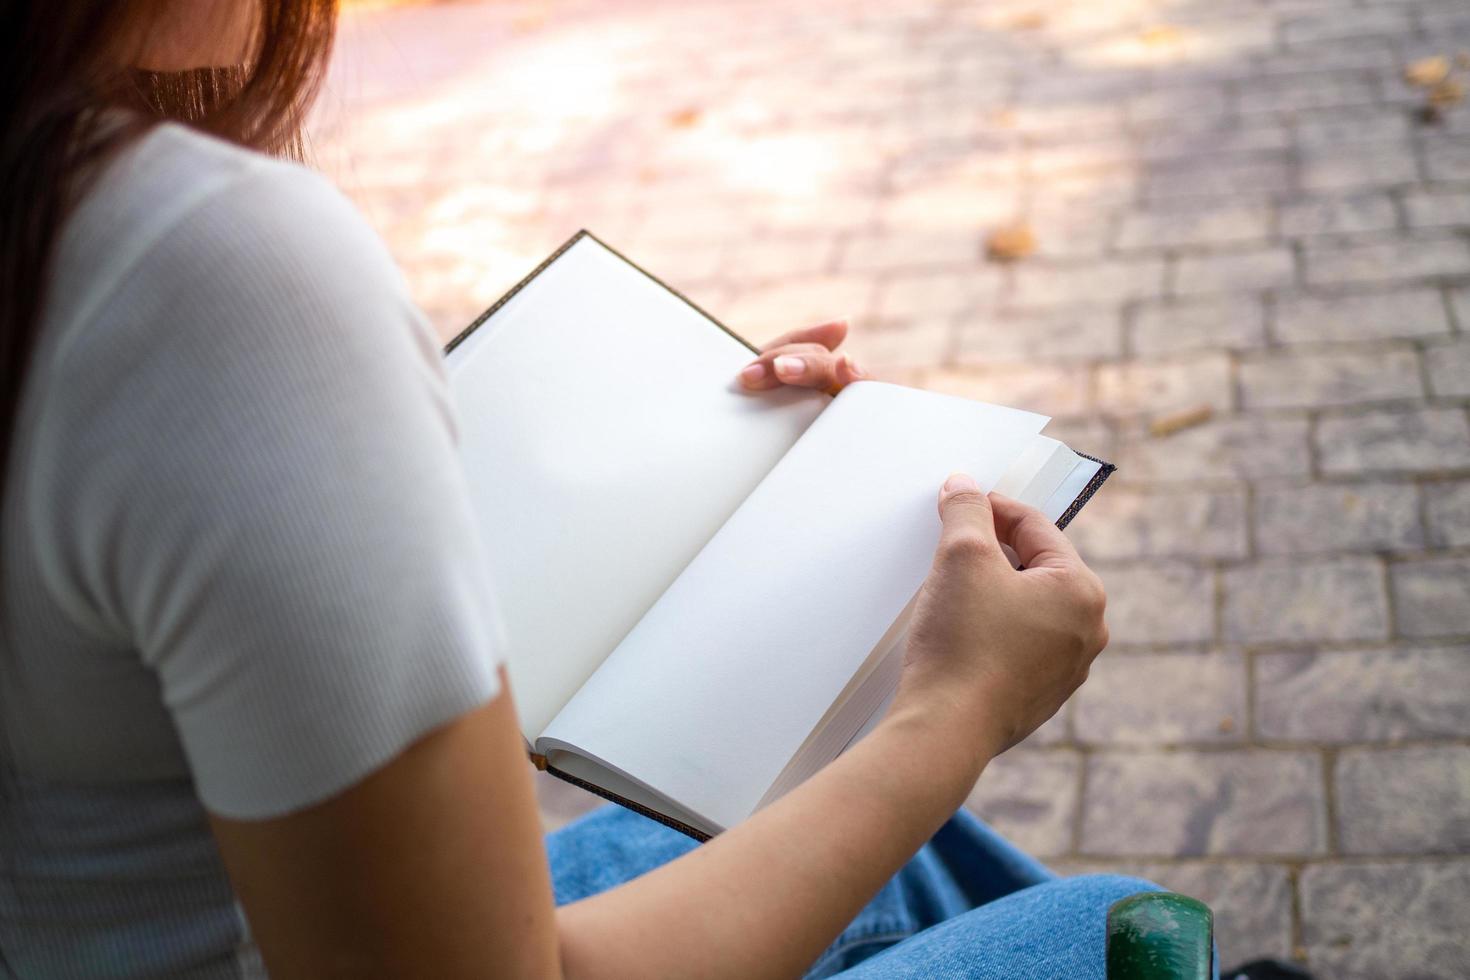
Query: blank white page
446 236 826 741
539 381 1047 831
1043 456 1104 522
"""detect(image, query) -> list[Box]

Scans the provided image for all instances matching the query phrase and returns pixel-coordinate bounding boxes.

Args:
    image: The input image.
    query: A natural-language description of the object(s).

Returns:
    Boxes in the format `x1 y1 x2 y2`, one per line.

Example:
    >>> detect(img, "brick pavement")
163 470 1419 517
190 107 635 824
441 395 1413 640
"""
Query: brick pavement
317 0 1470 974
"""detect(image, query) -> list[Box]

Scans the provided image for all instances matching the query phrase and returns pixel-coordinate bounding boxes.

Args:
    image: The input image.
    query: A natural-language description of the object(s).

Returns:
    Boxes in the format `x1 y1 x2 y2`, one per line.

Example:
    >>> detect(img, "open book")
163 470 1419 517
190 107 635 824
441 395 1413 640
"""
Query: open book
445 231 1113 840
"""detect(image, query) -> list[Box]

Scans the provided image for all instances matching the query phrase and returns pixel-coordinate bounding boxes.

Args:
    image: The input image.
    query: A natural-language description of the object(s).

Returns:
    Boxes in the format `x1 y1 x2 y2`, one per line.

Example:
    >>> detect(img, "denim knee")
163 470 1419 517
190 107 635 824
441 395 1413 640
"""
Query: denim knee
1062 873 1164 902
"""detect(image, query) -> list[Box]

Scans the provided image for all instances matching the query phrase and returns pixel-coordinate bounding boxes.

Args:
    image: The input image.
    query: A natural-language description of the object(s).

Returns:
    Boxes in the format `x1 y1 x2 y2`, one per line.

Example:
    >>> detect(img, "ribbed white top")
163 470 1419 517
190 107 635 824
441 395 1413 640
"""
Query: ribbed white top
0 123 503 977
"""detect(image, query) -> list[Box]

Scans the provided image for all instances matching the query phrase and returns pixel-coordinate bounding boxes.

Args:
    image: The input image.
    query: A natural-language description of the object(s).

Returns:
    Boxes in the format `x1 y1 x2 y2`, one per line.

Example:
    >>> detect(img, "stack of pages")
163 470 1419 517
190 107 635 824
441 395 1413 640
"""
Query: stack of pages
446 232 1112 839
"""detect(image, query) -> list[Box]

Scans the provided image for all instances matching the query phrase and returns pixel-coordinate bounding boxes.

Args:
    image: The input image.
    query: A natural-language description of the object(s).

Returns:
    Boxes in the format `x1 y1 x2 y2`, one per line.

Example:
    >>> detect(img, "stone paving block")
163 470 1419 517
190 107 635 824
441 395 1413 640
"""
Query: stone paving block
1131 298 1266 354
1126 86 1231 125
1024 137 1136 177
1426 481 1470 547
1273 287 1451 343
1040 418 1116 464
632 201 763 244
621 237 730 286
1029 162 1141 206
1010 102 1126 137
1144 154 1291 200
963 749 1080 858
1057 860 1295 965
1081 750 1326 856
1070 487 1249 561
1255 646 1470 741
723 235 838 281
1022 702 1072 747
1173 247 1296 296
888 144 1019 192
1115 415 1312 483
880 180 1019 234
1425 338 1470 397
1293 106 1413 147
1278 192 1398 237
838 230 982 273
1239 347 1423 408
720 275 878 342
1404 189 1470 230
1223 558 1390 645
1391 556 1470 638
1422 135 1470 182
1021 209 1117 260
1139 123 1290 163
1336 746 1470 855
845 321 954 373
920 365 1092 418
956 308 1122 363
1281 8 1412 44
1170 16 1277 58
1299 860 1470 979
1316 408 1470 475
762 193 881 235
1456 285 1470 331
1303 235 1470 286
1094 562 1216 647
1236 72 1379 114
1299 141 1419 191
1115 202 1272 251
1253 481 1423 555
1095 353 1234 417
1010 258 1166 309
876 269 1002 320
1074 651 1247 745
1419 0 1470 31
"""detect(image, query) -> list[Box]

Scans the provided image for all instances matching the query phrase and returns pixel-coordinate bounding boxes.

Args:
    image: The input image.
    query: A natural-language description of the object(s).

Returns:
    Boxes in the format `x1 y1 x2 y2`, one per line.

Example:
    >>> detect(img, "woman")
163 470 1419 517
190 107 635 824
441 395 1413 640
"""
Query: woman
0 2 1148 977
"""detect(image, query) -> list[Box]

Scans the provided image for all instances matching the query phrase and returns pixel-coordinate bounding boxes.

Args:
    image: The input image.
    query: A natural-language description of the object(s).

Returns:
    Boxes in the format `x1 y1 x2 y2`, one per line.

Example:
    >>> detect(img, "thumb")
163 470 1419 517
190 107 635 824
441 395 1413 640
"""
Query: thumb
935 473 1003 562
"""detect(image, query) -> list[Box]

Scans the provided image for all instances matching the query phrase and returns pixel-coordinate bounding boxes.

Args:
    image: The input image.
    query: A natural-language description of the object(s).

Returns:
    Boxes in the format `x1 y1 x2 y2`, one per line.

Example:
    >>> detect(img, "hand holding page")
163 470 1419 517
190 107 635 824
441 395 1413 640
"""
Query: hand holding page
540 382 1045 830
444 231 1115 839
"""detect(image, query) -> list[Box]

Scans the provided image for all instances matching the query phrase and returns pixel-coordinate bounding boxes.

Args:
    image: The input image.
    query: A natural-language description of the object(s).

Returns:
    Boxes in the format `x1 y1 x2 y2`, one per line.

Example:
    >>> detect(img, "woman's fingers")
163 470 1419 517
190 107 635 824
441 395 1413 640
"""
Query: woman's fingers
739 343 867 392
759 318 848 353
988 493 1082 571
740 315 866 393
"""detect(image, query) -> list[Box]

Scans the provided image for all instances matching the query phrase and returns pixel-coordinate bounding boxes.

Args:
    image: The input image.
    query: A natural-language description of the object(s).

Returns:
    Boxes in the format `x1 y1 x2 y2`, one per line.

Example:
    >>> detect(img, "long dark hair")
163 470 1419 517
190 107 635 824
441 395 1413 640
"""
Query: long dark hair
0 0 338 508
0 1 338 963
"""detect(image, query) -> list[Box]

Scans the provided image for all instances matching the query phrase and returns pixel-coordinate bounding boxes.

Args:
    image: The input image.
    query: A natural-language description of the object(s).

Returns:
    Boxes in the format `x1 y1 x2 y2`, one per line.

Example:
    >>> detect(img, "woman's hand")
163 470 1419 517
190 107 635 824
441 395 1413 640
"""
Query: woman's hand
894 474 1109 765
737 318 867 393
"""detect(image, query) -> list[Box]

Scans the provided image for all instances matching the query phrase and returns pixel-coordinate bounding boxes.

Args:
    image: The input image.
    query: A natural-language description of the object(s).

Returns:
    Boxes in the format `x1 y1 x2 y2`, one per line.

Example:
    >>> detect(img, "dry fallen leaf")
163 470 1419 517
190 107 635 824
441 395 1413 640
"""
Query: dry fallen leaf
1428 77 1466 109
985 223 1038 262
1457 51 1470 70
1148 403 1213 438
1218 716 1236 735
1404 55 1451 88
1140 25 1184 47
1007 11 1047 30
667 106 703 129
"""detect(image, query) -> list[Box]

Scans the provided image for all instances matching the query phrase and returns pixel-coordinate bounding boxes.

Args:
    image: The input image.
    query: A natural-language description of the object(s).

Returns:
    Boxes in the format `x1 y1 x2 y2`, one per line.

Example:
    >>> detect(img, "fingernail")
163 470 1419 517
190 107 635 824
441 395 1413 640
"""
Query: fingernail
943 473 979 494
740 362 767 384
773 355 806 378
845 355 867 379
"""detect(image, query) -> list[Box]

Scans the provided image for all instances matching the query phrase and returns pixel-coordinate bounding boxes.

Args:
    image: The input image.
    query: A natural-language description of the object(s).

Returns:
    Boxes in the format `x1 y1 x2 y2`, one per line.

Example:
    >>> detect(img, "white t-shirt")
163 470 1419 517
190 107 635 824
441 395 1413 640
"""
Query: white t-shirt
0 123 504 977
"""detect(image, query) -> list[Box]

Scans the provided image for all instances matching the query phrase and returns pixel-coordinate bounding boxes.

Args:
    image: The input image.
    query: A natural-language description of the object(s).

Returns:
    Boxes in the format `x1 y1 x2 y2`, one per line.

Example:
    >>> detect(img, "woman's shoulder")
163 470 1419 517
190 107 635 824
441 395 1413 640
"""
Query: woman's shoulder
49 121 410 360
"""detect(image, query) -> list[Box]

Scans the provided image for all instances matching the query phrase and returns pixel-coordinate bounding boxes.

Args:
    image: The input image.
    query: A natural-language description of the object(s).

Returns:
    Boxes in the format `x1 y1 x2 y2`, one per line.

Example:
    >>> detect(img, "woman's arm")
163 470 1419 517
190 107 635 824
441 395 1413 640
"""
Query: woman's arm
210 485 1106 980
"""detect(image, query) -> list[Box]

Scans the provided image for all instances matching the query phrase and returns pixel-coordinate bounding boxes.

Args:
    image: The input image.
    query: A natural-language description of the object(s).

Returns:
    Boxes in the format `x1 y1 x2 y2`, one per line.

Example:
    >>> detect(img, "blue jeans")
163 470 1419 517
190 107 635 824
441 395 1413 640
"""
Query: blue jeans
547 805 1198 978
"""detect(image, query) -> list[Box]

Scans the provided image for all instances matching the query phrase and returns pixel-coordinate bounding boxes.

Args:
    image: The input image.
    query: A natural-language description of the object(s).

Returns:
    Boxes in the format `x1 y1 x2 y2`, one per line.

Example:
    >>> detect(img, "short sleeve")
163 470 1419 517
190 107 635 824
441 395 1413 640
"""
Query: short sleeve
34 158 504 819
